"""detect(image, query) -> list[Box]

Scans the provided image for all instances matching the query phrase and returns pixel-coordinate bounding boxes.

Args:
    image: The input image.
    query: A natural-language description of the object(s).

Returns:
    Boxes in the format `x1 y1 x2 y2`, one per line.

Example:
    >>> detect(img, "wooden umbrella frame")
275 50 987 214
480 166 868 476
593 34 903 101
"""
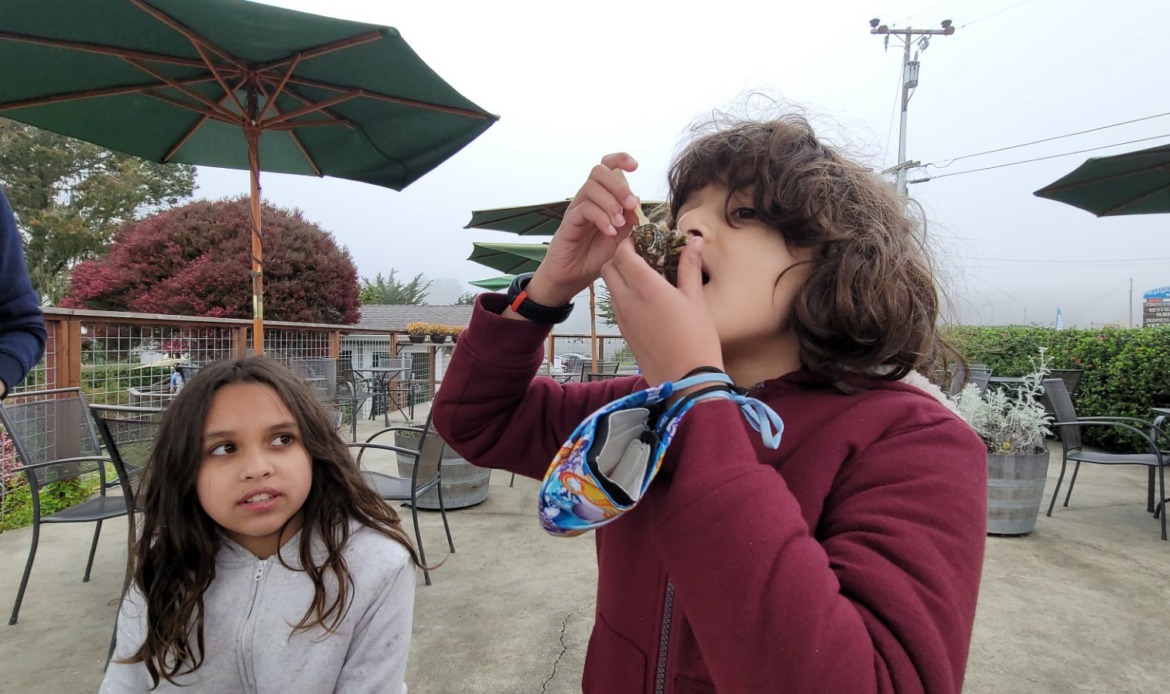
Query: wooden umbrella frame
0 0 490 354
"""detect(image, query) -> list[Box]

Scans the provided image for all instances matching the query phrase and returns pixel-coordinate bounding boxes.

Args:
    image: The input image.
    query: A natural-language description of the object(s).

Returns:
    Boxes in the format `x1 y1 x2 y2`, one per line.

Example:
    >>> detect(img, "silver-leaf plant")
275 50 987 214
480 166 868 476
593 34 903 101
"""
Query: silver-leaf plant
953 349 1054 455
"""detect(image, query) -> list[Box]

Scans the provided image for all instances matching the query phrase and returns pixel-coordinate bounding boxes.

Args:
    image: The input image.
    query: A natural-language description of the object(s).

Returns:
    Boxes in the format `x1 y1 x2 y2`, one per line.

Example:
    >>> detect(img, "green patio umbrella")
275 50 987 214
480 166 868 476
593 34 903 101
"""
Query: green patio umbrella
0 0 497 354
466 201 662 366
468 241 546 275
468 240 609 368
468 275 515 290
466 199 665 236
1033 143 1170 216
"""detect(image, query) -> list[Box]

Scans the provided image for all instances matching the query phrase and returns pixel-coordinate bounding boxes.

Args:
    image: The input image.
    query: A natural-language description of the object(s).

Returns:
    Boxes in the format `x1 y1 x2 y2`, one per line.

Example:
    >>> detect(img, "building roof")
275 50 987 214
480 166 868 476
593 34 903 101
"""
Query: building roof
356 304 474 331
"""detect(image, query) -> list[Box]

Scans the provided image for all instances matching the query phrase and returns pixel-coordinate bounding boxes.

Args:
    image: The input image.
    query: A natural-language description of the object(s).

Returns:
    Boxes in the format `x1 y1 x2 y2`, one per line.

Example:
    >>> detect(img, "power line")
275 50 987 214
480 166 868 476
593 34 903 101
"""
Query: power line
883 53 904 166
959 0 1036 28
925 111 1170 169
900 0 955 24
910 133 1170 182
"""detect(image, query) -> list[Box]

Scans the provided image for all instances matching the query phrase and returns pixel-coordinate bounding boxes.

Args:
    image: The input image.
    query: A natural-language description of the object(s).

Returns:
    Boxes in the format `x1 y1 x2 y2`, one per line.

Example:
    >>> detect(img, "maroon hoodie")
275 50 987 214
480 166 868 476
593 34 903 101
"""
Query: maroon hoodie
433 295 987 693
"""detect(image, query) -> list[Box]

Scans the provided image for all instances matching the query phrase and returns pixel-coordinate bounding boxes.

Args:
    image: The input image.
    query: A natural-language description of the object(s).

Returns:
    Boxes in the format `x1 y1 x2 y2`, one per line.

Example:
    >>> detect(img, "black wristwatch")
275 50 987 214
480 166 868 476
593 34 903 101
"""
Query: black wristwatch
506 272 574 324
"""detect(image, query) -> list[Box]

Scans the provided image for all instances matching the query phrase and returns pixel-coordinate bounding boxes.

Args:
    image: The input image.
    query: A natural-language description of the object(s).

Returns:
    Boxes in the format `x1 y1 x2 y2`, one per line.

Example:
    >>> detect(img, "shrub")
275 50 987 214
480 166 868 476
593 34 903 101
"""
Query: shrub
62 197 360 324
941 325 1170 451
1 477 100 533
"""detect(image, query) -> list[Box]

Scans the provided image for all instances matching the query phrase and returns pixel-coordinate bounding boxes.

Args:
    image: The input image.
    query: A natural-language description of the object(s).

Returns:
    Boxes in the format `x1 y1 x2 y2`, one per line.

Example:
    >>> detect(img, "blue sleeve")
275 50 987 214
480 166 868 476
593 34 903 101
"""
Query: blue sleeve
0 187 47 397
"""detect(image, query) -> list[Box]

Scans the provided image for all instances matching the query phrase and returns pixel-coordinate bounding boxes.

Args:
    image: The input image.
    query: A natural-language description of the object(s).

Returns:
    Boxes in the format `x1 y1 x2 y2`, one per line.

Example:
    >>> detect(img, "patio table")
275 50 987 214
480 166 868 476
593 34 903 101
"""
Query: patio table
355 367 413 425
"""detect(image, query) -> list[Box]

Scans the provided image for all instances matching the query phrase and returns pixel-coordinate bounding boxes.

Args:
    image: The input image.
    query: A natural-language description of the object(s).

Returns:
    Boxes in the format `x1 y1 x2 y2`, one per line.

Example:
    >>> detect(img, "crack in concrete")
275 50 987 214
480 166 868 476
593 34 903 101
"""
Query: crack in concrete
539 606 582 694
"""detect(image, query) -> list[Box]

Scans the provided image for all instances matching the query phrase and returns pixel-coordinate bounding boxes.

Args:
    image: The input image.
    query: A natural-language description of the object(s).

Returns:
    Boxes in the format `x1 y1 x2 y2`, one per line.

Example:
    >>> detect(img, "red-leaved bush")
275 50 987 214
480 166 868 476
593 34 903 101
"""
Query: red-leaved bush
62 197 360 324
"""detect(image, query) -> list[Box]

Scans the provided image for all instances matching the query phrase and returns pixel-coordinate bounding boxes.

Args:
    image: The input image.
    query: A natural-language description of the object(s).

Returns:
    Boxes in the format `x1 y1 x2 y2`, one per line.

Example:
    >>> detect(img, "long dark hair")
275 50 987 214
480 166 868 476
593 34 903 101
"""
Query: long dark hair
125 357 421 687
668 112 951 385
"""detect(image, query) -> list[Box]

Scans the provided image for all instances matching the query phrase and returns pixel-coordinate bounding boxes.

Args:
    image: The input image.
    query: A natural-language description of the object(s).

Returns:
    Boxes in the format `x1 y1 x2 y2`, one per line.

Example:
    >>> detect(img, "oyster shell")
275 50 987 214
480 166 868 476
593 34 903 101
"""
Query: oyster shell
630 206 687 286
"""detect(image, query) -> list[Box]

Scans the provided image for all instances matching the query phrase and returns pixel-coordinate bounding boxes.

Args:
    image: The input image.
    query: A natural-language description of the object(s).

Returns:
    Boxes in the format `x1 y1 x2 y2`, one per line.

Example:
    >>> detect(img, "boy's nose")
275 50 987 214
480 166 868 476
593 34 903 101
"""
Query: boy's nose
677 208 710 242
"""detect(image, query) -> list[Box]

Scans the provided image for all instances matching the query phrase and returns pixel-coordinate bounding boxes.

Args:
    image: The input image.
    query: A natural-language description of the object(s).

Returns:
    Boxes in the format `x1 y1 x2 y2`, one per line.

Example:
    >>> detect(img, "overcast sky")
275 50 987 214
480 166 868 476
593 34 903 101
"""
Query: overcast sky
193 0 1170 333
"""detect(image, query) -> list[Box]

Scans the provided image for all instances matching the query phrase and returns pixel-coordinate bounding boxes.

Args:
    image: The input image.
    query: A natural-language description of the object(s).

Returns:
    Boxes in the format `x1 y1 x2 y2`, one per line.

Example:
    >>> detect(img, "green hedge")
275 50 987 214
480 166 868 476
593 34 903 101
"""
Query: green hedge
81 363 175 406
940 325 1170 452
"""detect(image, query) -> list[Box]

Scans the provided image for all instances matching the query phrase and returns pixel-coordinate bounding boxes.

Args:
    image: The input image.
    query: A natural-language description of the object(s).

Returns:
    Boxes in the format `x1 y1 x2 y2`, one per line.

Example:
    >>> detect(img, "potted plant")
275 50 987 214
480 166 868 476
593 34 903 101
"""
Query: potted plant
449 325 465 343
429 323 448 343
405 321 428 344
953 350 1053 536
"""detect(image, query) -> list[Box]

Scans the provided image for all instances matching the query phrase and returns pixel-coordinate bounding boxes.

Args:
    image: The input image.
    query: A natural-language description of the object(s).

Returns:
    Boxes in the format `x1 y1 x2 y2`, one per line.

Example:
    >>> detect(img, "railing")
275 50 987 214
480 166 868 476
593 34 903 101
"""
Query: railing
15 308 636 401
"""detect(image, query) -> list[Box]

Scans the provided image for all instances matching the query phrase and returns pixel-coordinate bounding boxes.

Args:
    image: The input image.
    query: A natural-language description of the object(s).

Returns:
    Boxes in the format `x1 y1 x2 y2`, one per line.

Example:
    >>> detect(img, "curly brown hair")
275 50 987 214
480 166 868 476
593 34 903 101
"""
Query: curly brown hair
666 112 944 385
124 357 421 688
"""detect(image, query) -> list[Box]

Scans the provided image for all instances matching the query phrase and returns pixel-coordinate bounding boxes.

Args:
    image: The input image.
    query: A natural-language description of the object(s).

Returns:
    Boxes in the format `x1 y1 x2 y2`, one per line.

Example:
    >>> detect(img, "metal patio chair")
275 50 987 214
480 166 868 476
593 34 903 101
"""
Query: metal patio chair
579 360 621 382
1044 378 1170 540
88 404 164 665
347 407 454 585
1 388 124 625
948 365 992 397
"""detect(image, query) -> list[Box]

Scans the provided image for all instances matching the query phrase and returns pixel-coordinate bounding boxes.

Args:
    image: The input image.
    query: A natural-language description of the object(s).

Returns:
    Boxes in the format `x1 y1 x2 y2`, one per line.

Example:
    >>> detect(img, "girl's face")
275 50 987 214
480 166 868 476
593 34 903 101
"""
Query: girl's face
196 382 313 559
677 184 816 378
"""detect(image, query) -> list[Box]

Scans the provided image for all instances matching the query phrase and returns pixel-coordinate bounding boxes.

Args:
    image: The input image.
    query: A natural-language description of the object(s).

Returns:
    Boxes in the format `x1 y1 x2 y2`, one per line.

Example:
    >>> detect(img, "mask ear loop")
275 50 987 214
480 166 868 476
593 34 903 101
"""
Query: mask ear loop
656 376 785 451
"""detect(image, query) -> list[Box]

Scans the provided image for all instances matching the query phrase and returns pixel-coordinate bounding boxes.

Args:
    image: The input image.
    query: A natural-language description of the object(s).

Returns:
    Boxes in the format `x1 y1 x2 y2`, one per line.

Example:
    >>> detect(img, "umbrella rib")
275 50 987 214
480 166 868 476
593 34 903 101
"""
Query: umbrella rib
1044 160 1170 192
257 55 302 123
0 29 208 69
125 58 239 122
1100 182 1170 216
0 75 219 113
143 90 240 125
260 79 356 130
192 43 247 116
254 31 387 73
252 80 323 177
163 76 249 162
126 0 245 72
261 92 359 128
265 120 343 131
283 75 492 120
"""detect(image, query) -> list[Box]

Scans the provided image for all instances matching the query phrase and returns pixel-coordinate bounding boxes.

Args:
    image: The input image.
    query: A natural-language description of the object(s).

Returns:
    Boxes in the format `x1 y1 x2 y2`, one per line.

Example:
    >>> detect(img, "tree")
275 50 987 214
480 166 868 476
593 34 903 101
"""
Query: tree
455 291 478 305
0 119 196 303
359 270 430 305
596 284 616 326
61 197 360 324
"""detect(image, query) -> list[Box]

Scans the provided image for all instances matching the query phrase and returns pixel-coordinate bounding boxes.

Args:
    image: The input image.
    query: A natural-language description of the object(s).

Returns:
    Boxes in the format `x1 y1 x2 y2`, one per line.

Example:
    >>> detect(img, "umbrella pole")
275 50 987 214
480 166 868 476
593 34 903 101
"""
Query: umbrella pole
590 282 597 370
246 127 265 356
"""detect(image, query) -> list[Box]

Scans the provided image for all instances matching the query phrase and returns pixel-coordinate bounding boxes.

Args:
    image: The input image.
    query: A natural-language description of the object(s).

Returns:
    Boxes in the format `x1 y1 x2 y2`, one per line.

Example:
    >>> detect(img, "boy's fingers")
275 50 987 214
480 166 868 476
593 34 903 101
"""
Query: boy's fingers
600 152 638 173
589 164 637 219
675 236 705 299
578 175 627 228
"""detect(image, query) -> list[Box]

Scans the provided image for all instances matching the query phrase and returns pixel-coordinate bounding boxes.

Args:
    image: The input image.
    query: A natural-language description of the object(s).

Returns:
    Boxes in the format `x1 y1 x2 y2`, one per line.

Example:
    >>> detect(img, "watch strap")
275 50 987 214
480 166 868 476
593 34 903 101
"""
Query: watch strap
507 272 574 324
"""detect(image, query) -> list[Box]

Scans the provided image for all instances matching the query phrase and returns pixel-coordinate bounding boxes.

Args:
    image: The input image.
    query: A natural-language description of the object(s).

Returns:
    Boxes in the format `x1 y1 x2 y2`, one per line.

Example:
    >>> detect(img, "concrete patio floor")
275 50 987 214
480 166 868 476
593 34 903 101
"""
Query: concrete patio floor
1 410 1168 692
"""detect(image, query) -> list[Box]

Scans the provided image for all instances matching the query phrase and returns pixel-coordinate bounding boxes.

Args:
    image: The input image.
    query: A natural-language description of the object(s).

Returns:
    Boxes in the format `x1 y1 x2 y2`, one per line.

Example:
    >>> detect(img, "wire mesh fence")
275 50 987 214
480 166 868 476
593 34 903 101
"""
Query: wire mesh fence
80 321 239 407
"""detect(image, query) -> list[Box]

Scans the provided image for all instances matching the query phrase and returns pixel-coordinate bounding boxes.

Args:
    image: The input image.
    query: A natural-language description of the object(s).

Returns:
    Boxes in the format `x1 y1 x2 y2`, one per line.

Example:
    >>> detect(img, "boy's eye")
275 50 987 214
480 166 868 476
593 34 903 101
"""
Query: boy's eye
271 433 295 447
733 207 758 220
208 442 234 456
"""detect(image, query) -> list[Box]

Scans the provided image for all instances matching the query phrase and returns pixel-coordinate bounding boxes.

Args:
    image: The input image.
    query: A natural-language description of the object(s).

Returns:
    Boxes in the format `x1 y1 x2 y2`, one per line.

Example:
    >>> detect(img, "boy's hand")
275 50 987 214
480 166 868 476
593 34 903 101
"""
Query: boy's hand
601 235 723 388
516 153 641 310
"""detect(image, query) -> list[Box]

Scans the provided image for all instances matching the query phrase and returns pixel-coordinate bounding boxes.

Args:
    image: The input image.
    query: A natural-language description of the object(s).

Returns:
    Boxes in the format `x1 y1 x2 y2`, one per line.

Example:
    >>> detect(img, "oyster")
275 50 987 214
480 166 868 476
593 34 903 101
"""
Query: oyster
630 206 687 286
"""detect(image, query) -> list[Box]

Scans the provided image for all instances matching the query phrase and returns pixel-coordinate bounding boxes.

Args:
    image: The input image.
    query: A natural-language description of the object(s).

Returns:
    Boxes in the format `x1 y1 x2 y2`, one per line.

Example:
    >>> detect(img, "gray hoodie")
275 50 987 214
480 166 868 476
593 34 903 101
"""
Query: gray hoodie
101 522 414 693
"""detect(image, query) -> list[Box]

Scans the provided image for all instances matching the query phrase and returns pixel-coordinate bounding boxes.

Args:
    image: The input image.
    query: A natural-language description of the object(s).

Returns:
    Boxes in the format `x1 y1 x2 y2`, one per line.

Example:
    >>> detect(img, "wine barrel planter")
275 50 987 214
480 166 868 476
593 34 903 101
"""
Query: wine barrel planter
394 430 491 509
987 448 1051 535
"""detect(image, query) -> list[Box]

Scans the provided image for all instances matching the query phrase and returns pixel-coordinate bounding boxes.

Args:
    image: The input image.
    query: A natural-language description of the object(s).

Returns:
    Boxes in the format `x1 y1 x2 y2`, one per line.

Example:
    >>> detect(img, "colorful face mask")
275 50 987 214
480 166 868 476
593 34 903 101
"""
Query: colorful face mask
538 371 783 537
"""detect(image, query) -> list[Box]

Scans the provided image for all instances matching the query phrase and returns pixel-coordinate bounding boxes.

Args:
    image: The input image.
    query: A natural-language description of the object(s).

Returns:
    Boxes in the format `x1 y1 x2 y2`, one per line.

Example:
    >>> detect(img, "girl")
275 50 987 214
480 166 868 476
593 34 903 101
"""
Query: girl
101 357 419 693
433 113 987 692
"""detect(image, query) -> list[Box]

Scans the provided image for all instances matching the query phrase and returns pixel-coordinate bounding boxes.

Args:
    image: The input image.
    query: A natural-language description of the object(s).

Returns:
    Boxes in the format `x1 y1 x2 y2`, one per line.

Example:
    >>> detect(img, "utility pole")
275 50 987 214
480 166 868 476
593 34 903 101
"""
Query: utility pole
870 18 955 197
1129 278 1133 328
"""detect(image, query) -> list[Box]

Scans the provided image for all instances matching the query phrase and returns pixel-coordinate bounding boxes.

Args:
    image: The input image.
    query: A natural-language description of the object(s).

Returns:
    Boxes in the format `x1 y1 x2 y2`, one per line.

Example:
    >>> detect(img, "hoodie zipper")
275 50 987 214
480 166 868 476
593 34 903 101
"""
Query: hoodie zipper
654 581 676 694
238 557 270 694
